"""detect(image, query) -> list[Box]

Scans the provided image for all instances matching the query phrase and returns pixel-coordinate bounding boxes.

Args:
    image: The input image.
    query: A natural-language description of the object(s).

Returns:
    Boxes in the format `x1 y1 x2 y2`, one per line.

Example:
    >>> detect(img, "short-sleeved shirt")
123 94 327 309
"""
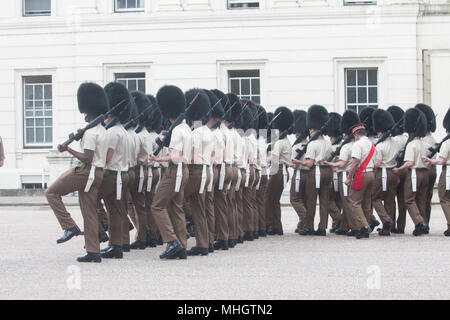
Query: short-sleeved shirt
221 123 235 165
304 135 331 166
80 123 107 168
169 120 192 164
234 131 246 169
404 137 429 169
105 123 129 172
272 137 291 166
393 134 408 149
212 127 225 165
351 136 375 170
136 128 151 166
247 133 258 166
192 125 214 165
439 139 450 165
126 128 139 168
292 138 309 170
375 137 401 168
257 136 268 168
147 131 160 167
338 140 355 172
422 133 437 149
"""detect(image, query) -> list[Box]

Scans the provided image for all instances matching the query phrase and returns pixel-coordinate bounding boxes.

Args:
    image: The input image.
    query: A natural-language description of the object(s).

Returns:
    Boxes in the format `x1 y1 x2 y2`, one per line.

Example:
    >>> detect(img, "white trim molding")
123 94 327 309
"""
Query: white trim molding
102 62 153 91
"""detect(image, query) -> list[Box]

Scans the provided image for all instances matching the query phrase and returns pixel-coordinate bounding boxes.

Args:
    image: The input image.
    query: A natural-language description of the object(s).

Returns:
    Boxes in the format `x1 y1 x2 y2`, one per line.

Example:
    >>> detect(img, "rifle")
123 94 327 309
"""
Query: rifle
427 133 450 158
375 116 404 146
152 91 201 156
191 98 223 130
264 112 282 146
294 117 332 160
267 114 302 152
332 135 343 146
395 114 424 167
61 99 126 147
327 133 354 162
105 100 132 130
124 104 153 131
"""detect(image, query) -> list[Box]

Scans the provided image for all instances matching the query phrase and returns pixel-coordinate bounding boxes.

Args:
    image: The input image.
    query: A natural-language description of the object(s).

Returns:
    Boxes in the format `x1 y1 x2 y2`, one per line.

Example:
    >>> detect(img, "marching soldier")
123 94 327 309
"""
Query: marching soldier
183 89 213 256
45 82 109 262
265 107 293 235
372 109 401 236
387 106 408 233
255 105 269 237
290 110 310 235
392 108 430 236
415 104 438 225
423 107 450 236
149 85 191 259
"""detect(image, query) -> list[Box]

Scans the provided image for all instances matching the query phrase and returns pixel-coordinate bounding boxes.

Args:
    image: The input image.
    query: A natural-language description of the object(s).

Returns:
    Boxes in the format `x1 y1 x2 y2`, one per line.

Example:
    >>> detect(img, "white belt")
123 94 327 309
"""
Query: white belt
343 171 348 197
83 165 96 193
245 163 250 187
207 165 214 192
218 163 226 191
174 163 183 193
363 168 373 173
266 167 270 179
282 164 288 188
447 165 450 191
116 171 123 200
138 165 145 193
411 168 417 193
315 166 321 189
333 171 338 192
256 169 262 190
199 164 207 194
155 168 161 191
146 167 153 192
381 167 387 192
295 169 301 193
235 168 242 191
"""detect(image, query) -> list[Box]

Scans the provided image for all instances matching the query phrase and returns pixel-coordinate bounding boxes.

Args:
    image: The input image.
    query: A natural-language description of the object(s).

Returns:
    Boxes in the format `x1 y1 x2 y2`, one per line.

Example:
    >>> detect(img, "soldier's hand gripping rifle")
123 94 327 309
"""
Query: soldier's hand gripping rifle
295 117 332 160
427 133 450 158
61 99 126 147
375 116 404 147
152 92 201 156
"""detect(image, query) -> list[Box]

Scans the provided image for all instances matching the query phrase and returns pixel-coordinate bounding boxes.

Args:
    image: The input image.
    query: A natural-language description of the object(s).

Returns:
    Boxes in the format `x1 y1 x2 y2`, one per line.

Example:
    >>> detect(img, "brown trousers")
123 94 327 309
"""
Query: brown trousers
404 168 427 225
126 169 138 228
256 172 268 232
97 199 108 228
347 171 374 230
265 169 286 231
395 169 408 232
290 169 308 230
227 166 239 240
372 168 399 224
152 165 189 248
46 166 103 253
425 165 436 223
98 171 129 247
205 166 219 245
243 165 256 232
438 167 450 226
329 188 343 223
214 165 233 241
183 167 211 249
146 167 161 240
305 166 332 230
252 168 260 232
130 166 148 243
122 169 135 246
338 172 353 231
235 168 247 238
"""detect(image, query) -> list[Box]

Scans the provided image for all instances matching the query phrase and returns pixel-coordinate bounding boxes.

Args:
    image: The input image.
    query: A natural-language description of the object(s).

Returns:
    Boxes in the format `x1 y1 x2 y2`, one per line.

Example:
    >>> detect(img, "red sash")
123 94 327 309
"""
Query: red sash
352 144 375 191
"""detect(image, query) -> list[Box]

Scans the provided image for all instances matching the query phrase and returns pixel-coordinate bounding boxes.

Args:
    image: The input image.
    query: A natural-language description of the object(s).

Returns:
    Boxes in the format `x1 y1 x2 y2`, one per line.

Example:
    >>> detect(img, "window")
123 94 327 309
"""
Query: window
228 1 260 9
345 68 378 113
343 0 376 5
114 0 144 12
22 183 47 190
23 76 53 148
114 72 146 92
23 0 51 16
228 70 260 104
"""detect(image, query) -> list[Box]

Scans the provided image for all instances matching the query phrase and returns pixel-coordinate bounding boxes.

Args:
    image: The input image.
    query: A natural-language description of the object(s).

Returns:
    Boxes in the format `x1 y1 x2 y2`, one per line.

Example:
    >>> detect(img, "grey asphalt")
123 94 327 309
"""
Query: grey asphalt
0 204 449 300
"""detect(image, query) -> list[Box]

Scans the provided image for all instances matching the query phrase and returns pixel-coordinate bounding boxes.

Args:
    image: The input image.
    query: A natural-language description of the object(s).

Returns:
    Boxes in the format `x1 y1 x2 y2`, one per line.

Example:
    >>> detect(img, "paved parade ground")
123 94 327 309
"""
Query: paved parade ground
0 204 449 300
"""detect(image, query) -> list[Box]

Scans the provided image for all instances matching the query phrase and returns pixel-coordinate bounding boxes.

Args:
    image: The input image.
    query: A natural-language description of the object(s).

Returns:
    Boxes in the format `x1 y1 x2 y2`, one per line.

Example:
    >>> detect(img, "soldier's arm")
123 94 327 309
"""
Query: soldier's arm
65 147 94 165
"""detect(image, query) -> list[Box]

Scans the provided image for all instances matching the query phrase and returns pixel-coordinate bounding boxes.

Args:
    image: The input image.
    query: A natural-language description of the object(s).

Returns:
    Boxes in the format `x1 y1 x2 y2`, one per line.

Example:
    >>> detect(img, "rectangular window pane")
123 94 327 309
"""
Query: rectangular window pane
251 79 260 94
347 87 356 104
26 128 34 143
138 80 145 92
24 0 51 16
368 69 377 85
115 72 145 92
368 87 377 103
115 0 144 11
345 68 378 111
358 87 367 103
357 70 367 86
44 85 52 99
228 70 259 78
241 79 250 95
228 1 260 9
253 96 260 104
35 118 44 127
128 80 137 92
26 119 34 127
346 70 356 86
36 128 44 143
45 128 52 143
35 85 43 99
230 79 240 95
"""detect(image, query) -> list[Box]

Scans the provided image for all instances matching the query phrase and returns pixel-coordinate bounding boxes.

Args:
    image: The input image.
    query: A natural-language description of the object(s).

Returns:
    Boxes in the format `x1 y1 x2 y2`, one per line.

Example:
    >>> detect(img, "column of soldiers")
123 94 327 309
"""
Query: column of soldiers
45 81 450 263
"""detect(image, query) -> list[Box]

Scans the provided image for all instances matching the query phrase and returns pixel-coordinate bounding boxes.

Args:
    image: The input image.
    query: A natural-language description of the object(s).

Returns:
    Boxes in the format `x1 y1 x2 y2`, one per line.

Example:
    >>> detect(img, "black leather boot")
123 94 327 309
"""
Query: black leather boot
122 244 130 252
413 222 428 236
228 239 236 248
56 226 82 244
160 240 183 259
243 231 254 241
130 240 146 250
214 240 229 250
99 231 109 243
146 232 157 247
208 244 214 253
101 245 123 259
186 246 208 256
378 220 392 236
313 229 326 236
356 226 370 239
77 252 101 263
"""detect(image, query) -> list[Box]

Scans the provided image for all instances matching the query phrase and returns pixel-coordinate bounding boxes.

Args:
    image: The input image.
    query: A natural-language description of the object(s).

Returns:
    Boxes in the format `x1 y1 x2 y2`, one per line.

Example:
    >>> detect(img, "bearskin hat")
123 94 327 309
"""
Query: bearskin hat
211 89 230 119
144 94 162 132
358 107 376 136
415 103 436 133
248 100 259 129
324 112 342 138
444 107 450 132
257 105 268 130
372 109 395 133
130 91 151 123
273 107 294 132
156 85 186 119
241 99 257 130
77 82 109 117
185 89 210 123
292 109 308 138
387 105 405 135
204 89 224 119
104 82 131 123
404 108 427 137
340 110 360 135
307 104 328 130
226 93 242 126
240 104 254 131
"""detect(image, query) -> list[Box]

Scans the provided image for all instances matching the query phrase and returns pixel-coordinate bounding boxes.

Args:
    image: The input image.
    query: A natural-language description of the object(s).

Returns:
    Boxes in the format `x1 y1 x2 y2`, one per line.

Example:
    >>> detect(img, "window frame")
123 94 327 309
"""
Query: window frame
344 68 378 114
103 63 152 93
22 0 51 17
227 0 260 10
114 0 145 13
228 70 261 104
114 72 146 93
343 0 377 6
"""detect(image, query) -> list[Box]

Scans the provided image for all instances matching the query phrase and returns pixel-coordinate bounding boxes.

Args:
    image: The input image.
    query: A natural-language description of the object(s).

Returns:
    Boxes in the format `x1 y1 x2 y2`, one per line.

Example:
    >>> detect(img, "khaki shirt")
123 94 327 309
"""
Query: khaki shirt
147 131 160 167
393 134 408 149
80 123 107 168
439 139 450 165
192 125 214 165
257 136 268 168
169 120 192 164
422 133 437 149
212 128 225 165
126 128 140 168
105 123 129 172
338 141 355 172
221 123 235 165
0 136 4 161
351 136 375 170
137 128 151 166
246 133 258 166
304 135 331 166
404 137 429 169
234 130 246 169
292 138 309 170
375 136 401 168
272 137 291 166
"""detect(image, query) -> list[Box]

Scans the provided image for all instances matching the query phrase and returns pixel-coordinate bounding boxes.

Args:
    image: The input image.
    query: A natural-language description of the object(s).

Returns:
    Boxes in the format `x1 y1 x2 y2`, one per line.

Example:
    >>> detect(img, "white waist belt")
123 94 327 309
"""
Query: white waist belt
199 164 207 194
84 165 96 193
282 164 288 188
381 167 387 192
295 169 301 193
146 167 153 192
266 167 270 179
235 168 242 191
116 171 122 200
138 165 145 193
175 163 183 193
342 171 348 197
218 163 226 191
447 165 450 191
411 168 417 193
245 163 250 187
207 165 214 192
364 168 374 172
315 166 321 189
155 168 161 191
256 169 262 190
333 171 338 192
